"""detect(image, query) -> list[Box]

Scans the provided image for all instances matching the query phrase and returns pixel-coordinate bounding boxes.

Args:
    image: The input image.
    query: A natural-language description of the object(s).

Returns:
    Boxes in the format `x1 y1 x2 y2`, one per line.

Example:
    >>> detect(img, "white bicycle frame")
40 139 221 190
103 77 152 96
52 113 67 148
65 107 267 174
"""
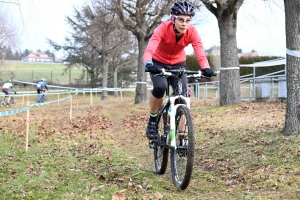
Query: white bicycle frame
161 68 202 149
166 95 190 149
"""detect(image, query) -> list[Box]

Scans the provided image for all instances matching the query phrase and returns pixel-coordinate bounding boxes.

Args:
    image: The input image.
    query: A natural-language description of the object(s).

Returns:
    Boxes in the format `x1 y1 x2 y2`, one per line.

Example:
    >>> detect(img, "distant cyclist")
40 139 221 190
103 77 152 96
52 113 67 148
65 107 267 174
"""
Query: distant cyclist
37 78 48 94
2 79 16 107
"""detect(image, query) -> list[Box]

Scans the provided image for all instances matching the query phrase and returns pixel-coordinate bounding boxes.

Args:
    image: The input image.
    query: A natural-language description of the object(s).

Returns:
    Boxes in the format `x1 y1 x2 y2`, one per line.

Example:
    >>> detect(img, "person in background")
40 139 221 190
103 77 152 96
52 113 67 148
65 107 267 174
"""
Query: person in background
2 79 16 107
143 1 215 139
188 85 192 97
37 78 48 94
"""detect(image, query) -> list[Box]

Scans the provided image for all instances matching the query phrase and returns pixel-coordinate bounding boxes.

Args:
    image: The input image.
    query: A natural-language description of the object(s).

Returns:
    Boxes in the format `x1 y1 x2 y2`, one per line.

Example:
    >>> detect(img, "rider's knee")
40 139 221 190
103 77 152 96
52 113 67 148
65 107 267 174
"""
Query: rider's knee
152 86 166 99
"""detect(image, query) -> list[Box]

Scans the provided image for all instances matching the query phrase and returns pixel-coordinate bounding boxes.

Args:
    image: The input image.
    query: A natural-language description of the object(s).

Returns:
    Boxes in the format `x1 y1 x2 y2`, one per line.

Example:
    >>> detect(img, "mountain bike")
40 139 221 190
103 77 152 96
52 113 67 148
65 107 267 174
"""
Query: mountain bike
1 96 16 108
37 90 48 103
146 68 216 190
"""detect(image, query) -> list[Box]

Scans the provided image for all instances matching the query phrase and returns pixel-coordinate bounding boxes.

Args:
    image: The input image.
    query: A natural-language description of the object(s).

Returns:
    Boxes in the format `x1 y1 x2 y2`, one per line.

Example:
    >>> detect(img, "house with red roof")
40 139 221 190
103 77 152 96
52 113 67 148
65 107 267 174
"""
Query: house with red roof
22 51 53 62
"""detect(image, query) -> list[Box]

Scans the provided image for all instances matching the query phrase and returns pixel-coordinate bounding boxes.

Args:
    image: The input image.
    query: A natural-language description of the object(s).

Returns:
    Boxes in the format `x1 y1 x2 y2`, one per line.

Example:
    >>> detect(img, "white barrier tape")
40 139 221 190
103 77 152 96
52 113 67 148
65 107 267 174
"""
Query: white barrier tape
13 80 77 89
0 107 30 117
0 91 76 97
136 82 147 84
0 92 78 117
220 67 240 70
286 48 300 58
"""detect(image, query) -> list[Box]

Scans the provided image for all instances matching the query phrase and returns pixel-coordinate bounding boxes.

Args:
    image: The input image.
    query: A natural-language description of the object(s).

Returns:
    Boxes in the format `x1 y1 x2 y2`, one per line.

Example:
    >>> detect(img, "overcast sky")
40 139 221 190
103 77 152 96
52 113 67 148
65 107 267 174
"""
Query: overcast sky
7 0 285 58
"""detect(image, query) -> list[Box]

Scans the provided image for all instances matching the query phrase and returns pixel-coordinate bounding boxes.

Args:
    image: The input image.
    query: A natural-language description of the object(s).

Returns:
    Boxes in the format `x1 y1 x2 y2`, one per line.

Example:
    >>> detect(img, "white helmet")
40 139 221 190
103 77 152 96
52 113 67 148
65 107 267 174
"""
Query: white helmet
41 78 45 81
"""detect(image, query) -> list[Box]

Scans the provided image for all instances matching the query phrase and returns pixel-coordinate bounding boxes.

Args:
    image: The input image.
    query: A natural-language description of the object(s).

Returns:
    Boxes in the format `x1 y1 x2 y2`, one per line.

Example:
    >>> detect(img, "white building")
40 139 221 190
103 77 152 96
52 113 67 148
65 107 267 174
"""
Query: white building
22 51 53 62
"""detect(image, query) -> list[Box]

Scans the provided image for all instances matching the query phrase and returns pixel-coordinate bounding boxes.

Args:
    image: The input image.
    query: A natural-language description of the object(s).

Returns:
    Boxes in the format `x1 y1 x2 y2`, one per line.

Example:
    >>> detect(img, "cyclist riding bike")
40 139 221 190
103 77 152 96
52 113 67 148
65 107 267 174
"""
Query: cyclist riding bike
37 78 48 94
2 79 16 107
144 1 215 139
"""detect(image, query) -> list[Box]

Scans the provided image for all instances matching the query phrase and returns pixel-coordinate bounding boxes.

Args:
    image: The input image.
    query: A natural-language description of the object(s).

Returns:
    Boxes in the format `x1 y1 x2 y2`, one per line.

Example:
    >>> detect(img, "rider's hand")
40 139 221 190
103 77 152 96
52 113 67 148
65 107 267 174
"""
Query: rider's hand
202 68 215 77
145 62 162 74
14 91 16 94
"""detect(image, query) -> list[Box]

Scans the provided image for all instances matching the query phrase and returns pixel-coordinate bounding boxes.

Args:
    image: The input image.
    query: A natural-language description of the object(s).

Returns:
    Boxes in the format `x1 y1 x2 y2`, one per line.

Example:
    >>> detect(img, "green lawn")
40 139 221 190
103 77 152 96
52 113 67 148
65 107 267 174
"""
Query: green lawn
1 61 83 85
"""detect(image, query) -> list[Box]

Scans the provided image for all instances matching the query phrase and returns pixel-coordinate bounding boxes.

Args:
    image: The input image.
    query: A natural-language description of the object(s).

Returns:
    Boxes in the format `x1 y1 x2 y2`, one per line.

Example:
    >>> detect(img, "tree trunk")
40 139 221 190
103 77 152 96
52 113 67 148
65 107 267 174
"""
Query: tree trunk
101 56 108 100
113 68 118 98
282 0 300 135
134 39 148 104
218 14 241 106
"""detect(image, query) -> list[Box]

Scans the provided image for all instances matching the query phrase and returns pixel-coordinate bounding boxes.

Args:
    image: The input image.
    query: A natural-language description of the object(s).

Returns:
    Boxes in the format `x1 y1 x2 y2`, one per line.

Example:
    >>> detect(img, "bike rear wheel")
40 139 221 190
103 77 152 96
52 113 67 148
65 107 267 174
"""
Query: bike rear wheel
0 99 5 107
153 105 169 174
170 105 195 190
10 97 16 107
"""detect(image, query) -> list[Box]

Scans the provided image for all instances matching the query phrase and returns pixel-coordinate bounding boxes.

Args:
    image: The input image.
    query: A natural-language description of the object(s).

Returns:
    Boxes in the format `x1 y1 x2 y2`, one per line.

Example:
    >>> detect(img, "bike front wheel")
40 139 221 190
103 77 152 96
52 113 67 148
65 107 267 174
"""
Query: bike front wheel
170 105 195 190
42 94 47 103
153 105 169 174
0 99 5 107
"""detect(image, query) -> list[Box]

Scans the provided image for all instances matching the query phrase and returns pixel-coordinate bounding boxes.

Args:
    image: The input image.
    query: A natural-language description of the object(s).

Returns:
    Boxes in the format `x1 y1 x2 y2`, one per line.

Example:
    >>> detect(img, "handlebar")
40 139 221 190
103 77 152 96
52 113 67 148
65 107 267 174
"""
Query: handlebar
145 68 217 78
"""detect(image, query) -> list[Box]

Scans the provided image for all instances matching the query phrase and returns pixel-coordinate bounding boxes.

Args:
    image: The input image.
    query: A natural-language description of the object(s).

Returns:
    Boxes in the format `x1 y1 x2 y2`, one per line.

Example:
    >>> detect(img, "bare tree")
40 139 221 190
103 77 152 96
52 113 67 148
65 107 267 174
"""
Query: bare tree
49 1 135 95
111 0 176 104
48 6 103 88
0 9 17 66
282 0 300 135
108 34 138 98
201 0 243 106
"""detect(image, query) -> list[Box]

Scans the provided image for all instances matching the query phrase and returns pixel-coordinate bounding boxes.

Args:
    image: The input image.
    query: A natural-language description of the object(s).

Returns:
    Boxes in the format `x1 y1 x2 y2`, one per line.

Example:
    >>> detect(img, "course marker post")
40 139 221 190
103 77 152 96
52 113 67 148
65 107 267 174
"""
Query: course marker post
120 89 123 101
26 101 30 152
90 90 93 106
70 96 72 122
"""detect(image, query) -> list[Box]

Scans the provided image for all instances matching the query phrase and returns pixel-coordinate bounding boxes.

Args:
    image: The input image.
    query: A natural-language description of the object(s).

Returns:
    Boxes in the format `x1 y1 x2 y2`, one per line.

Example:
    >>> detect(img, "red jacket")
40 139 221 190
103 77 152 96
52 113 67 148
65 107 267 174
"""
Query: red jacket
144 21 210 69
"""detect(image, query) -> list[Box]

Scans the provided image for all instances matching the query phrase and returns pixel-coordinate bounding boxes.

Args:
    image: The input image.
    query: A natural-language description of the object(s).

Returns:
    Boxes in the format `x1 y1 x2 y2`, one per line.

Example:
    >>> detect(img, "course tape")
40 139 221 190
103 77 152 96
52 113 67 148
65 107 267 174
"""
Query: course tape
286 48 300 58
13 80 77 89
0 92 77 117
220 67 240 70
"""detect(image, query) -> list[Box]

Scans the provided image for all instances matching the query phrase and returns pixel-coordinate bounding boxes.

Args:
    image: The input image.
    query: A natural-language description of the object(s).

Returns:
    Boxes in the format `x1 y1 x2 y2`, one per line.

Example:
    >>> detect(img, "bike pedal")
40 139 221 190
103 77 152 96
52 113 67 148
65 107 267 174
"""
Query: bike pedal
149 140 157 149
149 142 155 149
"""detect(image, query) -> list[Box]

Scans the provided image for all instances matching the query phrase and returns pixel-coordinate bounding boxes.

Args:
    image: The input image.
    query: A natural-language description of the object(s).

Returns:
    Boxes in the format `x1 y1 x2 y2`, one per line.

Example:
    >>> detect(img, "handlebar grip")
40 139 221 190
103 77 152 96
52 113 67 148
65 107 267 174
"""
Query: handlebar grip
144 68 162 74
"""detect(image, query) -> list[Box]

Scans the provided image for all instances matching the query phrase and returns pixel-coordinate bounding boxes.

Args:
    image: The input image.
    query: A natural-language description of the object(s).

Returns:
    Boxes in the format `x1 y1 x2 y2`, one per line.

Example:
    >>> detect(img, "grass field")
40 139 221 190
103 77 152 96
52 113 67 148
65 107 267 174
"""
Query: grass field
0 93 298 199
0 61 83 85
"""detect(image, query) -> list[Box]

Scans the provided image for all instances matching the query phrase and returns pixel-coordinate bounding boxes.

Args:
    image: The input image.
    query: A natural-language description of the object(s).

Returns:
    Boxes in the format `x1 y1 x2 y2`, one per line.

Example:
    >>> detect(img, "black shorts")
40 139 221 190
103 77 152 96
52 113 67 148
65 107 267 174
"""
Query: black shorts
37 88 46 94
150 59 188 98
2 89 9 95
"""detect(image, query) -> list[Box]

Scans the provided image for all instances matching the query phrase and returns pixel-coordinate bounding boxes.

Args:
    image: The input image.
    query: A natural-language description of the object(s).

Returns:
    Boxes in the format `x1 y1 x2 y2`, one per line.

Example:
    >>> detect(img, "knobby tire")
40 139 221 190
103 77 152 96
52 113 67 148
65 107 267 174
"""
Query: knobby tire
170 105 195 190
0 99 5 107
153 105 169 174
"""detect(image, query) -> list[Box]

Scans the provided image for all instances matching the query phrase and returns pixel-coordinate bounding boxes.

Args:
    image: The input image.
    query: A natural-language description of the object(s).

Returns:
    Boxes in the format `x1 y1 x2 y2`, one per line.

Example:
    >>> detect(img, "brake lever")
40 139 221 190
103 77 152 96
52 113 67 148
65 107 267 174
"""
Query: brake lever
201 75 212 80
153 72 163 77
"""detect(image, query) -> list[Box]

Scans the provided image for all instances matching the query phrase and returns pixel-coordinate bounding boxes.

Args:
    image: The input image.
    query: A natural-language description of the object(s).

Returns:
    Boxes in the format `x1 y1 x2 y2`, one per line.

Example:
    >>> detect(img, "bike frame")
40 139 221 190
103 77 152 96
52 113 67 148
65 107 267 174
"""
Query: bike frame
38 90 47 103
157 68 196 148
166 95 190 148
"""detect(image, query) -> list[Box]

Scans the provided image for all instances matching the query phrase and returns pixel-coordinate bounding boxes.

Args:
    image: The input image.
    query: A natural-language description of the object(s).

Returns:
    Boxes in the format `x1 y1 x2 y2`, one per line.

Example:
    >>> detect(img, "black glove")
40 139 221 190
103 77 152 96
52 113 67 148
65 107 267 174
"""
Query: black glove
14 91 16 94
145 63 162 74
202 68 215 77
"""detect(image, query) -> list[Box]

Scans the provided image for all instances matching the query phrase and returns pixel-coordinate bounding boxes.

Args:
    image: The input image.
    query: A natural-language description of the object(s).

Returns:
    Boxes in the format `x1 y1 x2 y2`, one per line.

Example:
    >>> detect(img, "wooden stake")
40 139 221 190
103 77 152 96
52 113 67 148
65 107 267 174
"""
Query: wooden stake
26 100 30 152
90 91 93 106
70 96 72 122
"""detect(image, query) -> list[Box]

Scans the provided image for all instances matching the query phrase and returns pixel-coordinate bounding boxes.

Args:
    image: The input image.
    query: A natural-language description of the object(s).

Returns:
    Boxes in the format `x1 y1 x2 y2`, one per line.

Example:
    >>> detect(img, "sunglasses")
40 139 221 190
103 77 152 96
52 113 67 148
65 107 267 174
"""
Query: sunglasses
174 16 192 23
